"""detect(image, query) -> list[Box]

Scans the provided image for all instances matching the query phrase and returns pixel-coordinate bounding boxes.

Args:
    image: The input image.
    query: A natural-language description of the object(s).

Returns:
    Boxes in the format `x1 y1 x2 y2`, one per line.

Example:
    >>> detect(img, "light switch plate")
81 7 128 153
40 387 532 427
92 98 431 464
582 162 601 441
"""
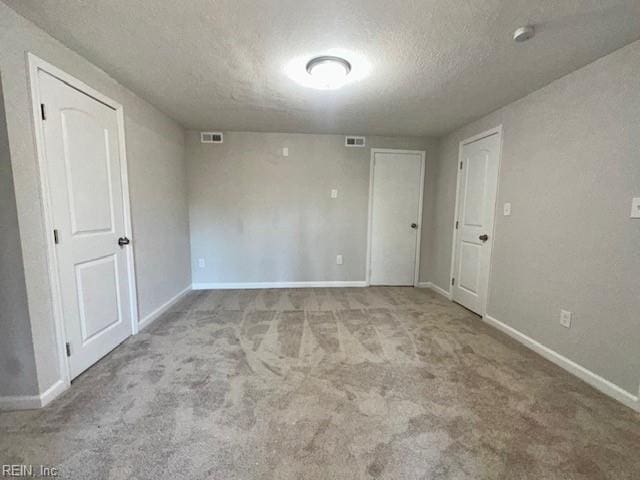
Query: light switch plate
331 189 338 199
282 147 289 157
631 197 640 218
503 202 512 216
560 310 572 328
198 258 205 268
336 254 343 265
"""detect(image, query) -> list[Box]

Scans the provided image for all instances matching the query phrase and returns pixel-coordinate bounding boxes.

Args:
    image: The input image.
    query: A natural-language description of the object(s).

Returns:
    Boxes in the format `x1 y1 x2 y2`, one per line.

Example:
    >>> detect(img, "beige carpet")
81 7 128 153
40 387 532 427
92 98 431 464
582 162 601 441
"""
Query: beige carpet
1 287 638 479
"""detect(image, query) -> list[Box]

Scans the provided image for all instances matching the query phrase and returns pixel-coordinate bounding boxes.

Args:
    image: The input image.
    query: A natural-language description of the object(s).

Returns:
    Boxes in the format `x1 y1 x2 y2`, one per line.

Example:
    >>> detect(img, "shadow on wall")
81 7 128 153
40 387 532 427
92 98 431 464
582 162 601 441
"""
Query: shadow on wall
0 71 39 397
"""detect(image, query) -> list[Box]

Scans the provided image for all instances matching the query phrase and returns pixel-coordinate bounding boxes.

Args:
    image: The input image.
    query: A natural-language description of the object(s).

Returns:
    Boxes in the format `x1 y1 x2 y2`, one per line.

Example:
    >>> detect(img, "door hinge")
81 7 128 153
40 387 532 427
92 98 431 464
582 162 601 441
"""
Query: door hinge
451 277 455 286
459 161 463 170
65 342 71 357
40 103 46 120
53 229 59 244
455 220 459 230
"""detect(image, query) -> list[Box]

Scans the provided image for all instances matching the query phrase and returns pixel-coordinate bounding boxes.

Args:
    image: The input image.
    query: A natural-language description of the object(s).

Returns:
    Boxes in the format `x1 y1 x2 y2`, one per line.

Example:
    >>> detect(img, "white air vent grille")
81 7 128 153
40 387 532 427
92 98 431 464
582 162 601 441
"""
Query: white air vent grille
201 132 223 143
345 136 366 147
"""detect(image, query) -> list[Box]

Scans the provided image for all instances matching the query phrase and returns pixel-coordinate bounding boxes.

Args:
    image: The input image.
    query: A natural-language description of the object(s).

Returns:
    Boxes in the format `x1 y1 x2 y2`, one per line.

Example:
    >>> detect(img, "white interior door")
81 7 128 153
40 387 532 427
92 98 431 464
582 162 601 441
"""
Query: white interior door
39 70 133 379
369 150 424 286
452 132 501 315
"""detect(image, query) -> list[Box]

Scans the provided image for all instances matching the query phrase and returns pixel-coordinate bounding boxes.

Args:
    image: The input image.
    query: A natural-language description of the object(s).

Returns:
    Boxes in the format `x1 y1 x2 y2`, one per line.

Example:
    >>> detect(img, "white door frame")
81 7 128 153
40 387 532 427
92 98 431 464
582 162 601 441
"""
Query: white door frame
448 126 503 317
27 53 139 390
366 148 426 287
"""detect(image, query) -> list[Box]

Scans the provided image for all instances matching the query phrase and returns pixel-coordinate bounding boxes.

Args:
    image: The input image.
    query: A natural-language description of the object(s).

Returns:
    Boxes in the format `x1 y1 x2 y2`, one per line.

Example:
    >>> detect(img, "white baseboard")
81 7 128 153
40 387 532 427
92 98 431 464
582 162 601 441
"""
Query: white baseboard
138 285 192 331
40 379 68 407
483 314 639 412
0 379 68 411
416 281 452 300
0 393 41 411
192 281 368 290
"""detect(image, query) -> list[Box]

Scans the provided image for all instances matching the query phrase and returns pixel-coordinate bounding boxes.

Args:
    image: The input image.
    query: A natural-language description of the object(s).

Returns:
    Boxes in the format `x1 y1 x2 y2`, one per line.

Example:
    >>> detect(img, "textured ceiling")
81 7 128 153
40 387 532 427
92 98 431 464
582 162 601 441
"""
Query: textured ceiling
5 0 640 136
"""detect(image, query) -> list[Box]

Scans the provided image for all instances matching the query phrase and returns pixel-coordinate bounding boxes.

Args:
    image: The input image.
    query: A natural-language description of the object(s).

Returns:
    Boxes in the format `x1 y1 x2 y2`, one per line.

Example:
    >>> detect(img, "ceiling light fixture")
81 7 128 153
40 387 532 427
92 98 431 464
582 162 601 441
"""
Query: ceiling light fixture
305 56 351 89
285 49 370 90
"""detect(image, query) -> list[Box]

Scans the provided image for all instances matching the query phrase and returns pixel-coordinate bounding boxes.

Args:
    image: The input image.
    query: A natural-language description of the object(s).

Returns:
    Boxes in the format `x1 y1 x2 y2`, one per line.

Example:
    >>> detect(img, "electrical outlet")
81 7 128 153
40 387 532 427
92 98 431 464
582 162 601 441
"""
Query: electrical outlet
331 189 338 199
630 197 640 218
198 258 205 268
560 310 572 328
282 147 289 157
503 202 512 216
336 254 343 265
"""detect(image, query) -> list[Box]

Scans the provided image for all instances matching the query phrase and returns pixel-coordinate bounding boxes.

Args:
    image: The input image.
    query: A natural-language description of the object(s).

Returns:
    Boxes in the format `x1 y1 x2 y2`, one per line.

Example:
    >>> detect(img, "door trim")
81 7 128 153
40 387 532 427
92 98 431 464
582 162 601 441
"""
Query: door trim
448 126 503 317
27 53 139 393
366 148 426 287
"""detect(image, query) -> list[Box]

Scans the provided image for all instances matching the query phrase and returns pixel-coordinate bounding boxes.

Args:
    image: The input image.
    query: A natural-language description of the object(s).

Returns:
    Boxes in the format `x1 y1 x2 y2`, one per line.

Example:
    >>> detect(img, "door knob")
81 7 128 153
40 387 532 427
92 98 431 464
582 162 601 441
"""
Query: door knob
411 223 418 229
118 236 130 246
479 234 489 242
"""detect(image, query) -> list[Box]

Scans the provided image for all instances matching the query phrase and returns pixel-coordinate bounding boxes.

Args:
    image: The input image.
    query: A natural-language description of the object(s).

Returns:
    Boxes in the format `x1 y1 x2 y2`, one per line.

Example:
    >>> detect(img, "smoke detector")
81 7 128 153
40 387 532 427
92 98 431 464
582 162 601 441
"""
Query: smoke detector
513 26 535 42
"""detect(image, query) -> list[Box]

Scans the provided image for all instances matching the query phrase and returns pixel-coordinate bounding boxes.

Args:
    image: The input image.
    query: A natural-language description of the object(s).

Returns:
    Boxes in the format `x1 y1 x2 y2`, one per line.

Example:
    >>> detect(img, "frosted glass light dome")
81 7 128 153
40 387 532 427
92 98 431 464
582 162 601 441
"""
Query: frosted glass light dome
305 56 351 90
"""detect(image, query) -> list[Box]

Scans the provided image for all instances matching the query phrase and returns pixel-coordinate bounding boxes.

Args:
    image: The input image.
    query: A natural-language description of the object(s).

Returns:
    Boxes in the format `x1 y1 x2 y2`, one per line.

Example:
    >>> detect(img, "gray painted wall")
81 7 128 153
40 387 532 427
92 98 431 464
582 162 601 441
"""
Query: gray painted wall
0 3 191 396
0 77 39 397
127 122 191 320
427 40 640 394
187 132 437 285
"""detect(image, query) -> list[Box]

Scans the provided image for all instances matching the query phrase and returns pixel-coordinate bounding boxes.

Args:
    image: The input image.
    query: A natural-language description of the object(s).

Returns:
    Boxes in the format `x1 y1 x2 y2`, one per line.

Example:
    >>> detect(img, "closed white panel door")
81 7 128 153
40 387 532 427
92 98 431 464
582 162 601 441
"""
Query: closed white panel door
39 70 133 379
370 151 424 286
452 133 500 315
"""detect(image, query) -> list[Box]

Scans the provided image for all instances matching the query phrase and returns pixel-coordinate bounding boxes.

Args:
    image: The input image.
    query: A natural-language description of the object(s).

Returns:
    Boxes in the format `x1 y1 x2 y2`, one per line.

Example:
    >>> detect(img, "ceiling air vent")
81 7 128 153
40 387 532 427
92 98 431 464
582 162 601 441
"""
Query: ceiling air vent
345 136 366 147
201 132 223 144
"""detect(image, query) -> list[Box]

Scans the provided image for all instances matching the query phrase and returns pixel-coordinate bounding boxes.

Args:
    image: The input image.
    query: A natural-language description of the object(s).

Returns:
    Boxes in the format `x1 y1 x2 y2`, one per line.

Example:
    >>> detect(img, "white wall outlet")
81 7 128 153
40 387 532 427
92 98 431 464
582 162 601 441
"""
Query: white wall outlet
336 254 343 265
331 189 338 199
197 258 205 268
282 147 289 157
560 309 572 328
630 197 640 218
503 202 512 216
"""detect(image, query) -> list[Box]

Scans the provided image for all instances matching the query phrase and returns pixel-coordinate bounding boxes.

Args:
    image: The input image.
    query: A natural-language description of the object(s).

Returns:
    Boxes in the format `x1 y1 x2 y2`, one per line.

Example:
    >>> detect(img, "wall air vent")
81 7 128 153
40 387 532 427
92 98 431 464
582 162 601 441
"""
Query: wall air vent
201 132 223 143
345 136 366 147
